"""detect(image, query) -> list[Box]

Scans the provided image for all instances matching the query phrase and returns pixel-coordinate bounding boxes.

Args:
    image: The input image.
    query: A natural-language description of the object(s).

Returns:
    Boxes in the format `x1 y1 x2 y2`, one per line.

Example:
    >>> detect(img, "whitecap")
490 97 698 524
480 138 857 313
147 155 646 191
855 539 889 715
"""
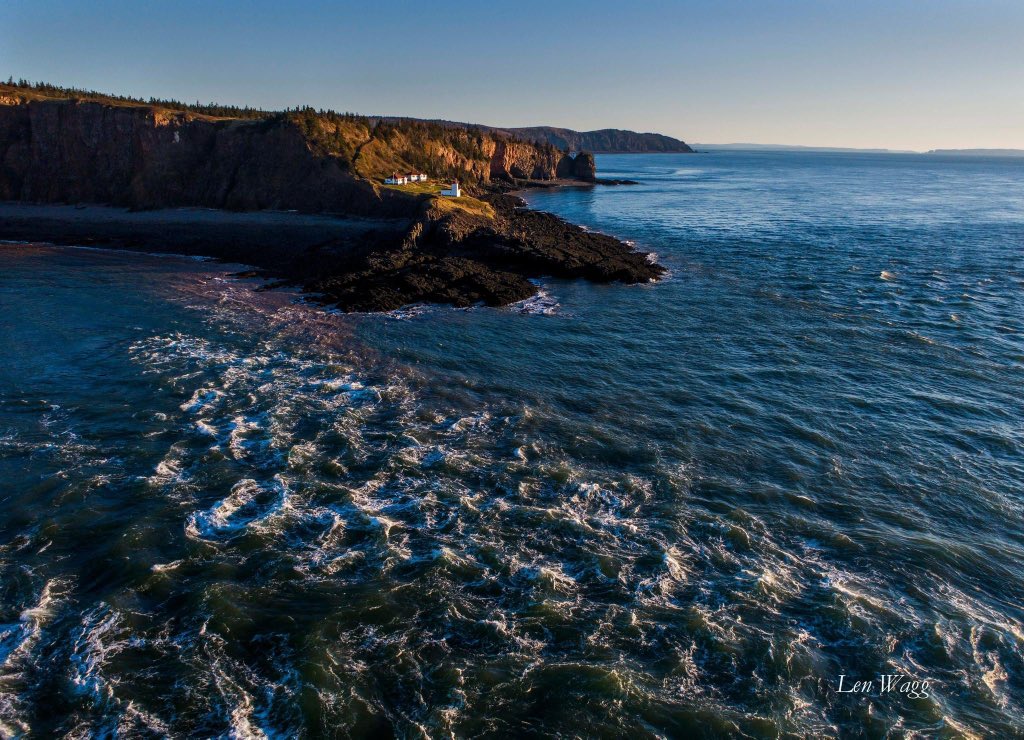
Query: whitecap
511 288 560 316
186 476 289 540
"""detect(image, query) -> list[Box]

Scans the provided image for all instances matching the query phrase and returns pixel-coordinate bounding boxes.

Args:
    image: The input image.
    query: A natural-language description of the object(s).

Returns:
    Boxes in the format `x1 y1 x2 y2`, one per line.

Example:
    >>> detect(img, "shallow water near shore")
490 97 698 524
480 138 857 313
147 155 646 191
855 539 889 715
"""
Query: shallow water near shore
2 151 1023 737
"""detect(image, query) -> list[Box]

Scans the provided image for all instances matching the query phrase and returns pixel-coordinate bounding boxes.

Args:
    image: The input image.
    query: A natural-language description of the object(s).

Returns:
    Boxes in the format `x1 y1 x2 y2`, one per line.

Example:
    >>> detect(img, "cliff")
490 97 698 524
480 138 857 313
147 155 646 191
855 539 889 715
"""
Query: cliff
0 82 663 311
488 139 568 181
348 121 580 184
0 97 410 217
0 87 594 215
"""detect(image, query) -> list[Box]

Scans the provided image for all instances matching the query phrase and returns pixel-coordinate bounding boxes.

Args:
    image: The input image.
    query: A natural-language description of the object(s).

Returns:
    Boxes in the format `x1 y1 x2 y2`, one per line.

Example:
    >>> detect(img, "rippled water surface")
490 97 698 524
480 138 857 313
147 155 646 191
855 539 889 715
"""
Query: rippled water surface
1 151 1023 737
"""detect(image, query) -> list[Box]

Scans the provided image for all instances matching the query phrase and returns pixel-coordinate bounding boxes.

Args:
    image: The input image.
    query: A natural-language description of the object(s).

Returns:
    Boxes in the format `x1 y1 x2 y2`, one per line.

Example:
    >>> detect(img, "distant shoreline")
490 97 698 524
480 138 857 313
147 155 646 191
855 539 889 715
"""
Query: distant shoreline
693 144 1024 157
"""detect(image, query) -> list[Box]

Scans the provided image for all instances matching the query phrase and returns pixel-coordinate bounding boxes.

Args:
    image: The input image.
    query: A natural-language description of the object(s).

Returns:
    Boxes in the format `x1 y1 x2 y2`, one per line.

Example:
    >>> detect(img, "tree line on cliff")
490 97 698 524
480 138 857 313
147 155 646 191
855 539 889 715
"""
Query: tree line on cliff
4 80 573 184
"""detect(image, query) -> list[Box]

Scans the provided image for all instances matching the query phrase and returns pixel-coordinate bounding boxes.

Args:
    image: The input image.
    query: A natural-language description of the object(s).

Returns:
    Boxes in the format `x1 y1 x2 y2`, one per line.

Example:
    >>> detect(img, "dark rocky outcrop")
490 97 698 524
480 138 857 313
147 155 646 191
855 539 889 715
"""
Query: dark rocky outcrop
309 193 663 311
572 152 597 181
555 150 596 181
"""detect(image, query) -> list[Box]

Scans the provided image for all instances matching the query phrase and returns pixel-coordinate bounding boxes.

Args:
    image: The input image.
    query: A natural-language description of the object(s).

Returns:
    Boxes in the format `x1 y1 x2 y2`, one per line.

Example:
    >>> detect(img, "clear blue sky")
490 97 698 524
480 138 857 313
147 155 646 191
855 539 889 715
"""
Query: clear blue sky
2 0 1022 150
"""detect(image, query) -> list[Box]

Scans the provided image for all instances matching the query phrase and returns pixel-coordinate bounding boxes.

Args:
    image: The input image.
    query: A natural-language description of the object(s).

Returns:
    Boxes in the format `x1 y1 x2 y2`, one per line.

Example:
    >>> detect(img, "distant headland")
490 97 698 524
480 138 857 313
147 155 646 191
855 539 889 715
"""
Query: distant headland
386 120 694 153
924 148 1024 157
0 80 665 311
694 143 917 154
694 143 1024 156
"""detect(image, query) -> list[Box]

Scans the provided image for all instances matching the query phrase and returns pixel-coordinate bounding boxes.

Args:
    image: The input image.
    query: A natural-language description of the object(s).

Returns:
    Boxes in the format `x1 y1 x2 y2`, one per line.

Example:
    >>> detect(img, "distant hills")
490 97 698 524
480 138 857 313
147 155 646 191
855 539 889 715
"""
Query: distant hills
925 148 1024 157
497 127 693 153
696 144 1024 157
694 143 915 154
379 118 694 153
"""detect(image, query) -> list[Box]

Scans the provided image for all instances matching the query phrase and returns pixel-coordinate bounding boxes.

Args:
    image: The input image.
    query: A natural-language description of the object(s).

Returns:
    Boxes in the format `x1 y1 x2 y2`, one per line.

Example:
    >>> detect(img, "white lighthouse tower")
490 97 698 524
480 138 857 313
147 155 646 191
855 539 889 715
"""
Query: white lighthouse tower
440 180 461 198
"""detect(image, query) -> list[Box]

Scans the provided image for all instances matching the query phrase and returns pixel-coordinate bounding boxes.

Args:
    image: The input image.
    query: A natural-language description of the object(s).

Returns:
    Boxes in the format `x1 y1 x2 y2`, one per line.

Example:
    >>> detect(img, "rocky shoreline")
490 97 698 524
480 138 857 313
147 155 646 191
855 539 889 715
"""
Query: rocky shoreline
0 83 663 312
0 189 663 312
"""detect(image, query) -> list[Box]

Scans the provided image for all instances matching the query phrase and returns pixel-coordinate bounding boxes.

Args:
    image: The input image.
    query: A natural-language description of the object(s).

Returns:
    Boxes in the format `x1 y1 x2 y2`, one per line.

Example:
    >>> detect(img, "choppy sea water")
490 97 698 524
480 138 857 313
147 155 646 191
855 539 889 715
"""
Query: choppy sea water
1 151 1022 737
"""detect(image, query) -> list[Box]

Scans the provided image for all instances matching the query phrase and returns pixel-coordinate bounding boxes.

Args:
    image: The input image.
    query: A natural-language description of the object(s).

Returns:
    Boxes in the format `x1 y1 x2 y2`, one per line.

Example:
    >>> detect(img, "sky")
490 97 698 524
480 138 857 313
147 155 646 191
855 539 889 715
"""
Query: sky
2 0 1022 151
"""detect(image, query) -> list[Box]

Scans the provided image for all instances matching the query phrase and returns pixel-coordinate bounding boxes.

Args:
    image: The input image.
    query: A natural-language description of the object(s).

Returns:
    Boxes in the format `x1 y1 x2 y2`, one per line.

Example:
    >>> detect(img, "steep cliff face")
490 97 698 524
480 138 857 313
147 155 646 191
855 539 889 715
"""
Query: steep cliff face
352 126 493 183
0 97 417 216
0 90 593 217
350 120 571 185
488 139 564 181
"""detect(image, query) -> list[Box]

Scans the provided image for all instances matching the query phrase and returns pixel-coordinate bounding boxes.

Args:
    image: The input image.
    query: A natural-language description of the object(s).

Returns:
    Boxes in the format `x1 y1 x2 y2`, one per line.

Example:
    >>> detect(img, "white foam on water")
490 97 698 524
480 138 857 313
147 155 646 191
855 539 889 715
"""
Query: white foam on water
180 387 224 414
511 287 560 316
42 262 1013 736
46 603 175 735
0 574 70 734
150 559 185 573
186 476 290 541
147 443 192 489
195 419 218 437
385 304 430 321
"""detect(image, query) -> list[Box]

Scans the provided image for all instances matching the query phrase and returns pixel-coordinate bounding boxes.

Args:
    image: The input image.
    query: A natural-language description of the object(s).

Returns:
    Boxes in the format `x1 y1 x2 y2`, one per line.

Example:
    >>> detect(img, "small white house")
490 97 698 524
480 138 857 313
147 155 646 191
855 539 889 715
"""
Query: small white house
440 180 461 198
407 173 427 182
385 173 408 185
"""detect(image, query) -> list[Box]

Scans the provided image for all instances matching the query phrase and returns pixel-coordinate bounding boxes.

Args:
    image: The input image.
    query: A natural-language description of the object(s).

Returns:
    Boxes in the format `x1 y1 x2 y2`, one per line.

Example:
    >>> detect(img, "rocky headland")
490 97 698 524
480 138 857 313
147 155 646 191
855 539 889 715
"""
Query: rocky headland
0 82 664 311
378 119 695 154
500 126 693 154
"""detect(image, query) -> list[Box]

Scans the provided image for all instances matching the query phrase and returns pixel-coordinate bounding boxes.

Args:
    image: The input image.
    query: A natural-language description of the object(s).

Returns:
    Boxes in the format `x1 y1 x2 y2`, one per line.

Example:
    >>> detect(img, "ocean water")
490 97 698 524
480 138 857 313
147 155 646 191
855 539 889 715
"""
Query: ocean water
1 151 1022 737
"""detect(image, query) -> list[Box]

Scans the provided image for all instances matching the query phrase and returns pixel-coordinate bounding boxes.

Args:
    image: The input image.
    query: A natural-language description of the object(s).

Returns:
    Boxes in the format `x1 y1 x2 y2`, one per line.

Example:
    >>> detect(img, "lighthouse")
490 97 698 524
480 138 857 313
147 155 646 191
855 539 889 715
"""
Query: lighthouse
440 180 461 198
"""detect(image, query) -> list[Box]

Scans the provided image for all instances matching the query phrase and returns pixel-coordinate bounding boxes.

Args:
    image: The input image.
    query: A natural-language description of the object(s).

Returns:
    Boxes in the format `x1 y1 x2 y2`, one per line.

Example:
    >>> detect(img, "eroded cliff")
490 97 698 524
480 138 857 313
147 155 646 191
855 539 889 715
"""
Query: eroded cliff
0 82 663 312
0 86 595 216
0 96 412 216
